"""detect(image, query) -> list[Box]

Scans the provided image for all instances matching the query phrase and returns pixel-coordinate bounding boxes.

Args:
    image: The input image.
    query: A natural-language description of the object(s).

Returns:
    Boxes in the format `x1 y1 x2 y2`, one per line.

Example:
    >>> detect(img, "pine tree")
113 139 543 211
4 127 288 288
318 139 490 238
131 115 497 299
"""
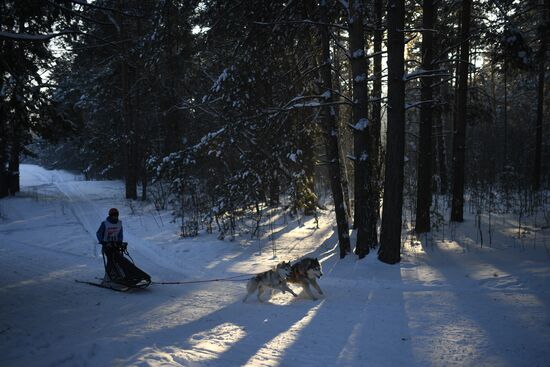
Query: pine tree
347 0 377 258
318 0 351 258
0 0 75 196
379 0 405 264
450 0 472 222
415 0 437 233
533 0 550 191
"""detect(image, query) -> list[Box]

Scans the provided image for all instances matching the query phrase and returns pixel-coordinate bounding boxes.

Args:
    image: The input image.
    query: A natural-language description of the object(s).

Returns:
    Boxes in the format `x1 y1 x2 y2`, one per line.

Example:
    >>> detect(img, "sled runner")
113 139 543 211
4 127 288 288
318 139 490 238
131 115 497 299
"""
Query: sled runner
76 241 151 292
75 279 133 292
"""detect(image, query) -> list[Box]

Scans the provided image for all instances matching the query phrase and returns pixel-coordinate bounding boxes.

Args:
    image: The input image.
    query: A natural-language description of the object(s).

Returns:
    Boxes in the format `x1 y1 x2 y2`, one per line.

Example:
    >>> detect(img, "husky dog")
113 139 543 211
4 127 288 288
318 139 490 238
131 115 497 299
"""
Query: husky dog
286 257 324 300
243 261 298 302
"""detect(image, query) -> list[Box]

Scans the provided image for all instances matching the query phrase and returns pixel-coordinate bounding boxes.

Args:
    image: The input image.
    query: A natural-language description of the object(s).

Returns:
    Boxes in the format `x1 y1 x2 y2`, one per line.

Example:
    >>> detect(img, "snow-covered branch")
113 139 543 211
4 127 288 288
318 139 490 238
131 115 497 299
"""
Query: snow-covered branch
403 69 450 81
0 30 79 42
398 28 439 33
348 118 369 131
405 100 436 110
69 0 143 18
282 93 352 111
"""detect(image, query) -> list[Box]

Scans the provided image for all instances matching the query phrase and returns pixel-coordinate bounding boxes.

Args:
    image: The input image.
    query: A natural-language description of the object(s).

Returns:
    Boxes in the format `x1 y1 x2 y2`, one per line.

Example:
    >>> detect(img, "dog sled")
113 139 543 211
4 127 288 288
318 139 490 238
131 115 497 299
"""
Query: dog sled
76 245 322 298
76 241 151 292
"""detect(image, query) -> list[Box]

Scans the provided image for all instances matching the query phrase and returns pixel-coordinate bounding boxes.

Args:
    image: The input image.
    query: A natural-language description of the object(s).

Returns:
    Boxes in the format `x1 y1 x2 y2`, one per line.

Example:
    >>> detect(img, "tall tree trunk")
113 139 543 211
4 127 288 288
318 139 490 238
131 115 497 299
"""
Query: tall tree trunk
333 30 353 221
450 0 472 222
7 83 22 195
318 0 351 258
369 0 383 247
136 12 147 202
379 0 405 264
8 89 22 195
348 0 375 258
503 59 508 168
119 3 137 199
372 0 383 177
533 0 549 191
294 3 320 215
141 172 148 201
434 105 448 194
0 101 8 198
161 0 183 155
436 62 450 194
293 110 317 214
8 131 20 195
269 171 280 206
415 0 437 233
302 127 317 215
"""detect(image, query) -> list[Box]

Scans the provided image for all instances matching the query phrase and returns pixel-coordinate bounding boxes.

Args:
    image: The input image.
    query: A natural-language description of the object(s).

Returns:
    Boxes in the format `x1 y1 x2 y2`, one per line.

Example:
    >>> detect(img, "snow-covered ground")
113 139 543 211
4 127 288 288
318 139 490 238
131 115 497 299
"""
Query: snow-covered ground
1 164 549 367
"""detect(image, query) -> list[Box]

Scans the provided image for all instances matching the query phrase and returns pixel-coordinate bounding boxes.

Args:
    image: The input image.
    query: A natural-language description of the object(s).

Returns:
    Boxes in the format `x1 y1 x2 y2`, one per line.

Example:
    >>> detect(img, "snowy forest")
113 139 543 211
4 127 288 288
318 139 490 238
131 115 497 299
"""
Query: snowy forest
1 0 549 260
1 1 550 366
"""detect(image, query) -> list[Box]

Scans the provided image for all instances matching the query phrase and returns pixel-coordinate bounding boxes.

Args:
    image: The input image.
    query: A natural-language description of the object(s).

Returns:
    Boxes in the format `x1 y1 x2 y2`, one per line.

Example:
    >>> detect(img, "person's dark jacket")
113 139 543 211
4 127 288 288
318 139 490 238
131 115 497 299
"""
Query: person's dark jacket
96 216 123 243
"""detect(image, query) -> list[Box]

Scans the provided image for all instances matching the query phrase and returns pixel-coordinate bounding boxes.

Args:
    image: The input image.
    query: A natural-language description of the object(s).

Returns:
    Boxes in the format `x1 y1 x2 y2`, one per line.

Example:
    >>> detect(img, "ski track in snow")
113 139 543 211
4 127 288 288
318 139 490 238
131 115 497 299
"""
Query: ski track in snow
0 164 549 367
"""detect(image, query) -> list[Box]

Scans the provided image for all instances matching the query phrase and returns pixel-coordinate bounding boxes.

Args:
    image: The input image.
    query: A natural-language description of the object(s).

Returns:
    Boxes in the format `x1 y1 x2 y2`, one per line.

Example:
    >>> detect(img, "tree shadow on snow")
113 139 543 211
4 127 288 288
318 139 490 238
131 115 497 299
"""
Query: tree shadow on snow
275 245 417 366
115 293 312 366
413 235 550 366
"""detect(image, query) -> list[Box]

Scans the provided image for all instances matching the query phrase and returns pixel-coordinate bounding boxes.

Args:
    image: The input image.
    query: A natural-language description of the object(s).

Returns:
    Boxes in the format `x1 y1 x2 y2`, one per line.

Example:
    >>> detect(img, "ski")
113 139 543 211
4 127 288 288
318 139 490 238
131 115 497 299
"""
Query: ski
74 279 130 292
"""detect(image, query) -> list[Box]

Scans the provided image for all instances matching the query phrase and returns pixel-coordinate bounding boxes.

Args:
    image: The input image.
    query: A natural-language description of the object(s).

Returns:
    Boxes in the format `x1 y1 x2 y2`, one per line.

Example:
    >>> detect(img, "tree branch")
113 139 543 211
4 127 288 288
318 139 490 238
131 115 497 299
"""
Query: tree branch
69 0 143 18
0 30 79 42
251 20 347 31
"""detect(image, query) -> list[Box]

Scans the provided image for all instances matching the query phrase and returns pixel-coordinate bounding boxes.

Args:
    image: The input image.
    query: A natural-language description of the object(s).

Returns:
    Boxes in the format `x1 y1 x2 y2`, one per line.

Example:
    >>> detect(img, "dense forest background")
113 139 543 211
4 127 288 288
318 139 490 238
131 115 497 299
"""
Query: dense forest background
1 0 549 263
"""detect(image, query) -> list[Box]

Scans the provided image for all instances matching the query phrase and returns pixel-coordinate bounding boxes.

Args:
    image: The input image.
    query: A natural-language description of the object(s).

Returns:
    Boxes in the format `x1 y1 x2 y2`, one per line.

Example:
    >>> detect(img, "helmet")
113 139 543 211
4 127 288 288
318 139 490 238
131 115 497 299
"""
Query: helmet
108 208 119 217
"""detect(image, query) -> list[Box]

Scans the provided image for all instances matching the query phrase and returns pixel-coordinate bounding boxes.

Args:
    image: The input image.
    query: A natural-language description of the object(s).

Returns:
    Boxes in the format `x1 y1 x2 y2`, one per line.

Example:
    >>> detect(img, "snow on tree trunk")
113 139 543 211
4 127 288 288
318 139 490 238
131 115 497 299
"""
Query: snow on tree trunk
348 0 377 258
318 0 351 259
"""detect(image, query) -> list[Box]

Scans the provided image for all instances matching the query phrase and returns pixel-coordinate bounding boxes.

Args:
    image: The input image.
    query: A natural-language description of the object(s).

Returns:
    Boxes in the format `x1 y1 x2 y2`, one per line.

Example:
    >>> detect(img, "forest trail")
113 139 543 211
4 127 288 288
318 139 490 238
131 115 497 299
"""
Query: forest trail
0 165 549 367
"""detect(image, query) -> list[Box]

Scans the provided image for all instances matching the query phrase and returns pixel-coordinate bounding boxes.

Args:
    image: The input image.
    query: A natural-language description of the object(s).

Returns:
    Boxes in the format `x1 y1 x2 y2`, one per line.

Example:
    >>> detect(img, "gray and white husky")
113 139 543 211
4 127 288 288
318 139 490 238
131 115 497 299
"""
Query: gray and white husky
243 261 298 302
286 257 324 300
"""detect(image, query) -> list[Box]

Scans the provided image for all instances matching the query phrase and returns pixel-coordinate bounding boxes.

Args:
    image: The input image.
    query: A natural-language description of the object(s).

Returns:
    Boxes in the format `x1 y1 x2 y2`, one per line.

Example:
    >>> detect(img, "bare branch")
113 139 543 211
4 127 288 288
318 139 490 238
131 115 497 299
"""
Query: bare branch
251 20 347 31
405 100 436 110
46 0 111 26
